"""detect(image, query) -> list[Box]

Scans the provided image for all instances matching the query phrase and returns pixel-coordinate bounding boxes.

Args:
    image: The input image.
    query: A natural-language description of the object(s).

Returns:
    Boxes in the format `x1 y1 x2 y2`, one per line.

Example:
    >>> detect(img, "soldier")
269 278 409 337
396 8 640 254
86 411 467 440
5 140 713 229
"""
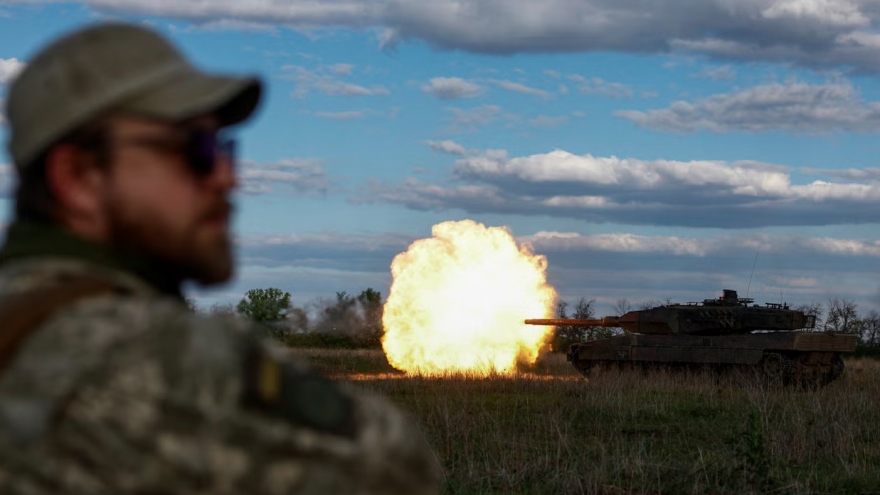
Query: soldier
0 22 441 494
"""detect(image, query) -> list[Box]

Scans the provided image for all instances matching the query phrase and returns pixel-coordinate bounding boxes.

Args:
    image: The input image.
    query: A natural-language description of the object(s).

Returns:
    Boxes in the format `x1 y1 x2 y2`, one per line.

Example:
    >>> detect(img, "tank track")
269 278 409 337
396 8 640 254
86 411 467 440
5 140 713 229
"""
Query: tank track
569 351 846 388
760 352 845 389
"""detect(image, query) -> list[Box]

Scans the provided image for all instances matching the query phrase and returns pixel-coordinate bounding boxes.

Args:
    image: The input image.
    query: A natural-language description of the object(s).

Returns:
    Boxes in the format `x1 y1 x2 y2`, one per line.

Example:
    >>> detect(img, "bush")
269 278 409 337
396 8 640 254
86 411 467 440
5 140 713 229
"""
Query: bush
854 343 880 359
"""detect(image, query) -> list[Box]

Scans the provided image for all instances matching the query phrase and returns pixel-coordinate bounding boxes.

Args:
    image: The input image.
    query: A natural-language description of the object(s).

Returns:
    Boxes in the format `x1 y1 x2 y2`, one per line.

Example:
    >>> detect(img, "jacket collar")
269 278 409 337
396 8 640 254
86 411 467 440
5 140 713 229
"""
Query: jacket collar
0 220 184 299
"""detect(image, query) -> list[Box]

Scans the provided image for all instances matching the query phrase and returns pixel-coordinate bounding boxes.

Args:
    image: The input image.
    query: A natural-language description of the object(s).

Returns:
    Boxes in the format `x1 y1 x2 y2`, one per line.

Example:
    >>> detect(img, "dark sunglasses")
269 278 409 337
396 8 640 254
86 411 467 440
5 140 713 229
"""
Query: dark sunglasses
97 128 236 177
185 129 236 177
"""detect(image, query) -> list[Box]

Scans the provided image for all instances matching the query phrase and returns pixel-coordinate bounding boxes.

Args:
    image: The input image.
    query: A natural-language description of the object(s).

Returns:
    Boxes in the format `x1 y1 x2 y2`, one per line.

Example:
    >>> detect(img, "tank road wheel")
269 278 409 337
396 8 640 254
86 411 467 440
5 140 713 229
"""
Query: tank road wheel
825 355 845 385
761 352 787 387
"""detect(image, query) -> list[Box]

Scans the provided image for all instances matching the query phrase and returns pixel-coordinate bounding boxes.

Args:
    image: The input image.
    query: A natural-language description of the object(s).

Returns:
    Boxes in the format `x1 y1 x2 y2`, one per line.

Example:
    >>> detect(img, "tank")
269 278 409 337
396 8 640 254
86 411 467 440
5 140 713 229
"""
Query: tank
526 289 858 387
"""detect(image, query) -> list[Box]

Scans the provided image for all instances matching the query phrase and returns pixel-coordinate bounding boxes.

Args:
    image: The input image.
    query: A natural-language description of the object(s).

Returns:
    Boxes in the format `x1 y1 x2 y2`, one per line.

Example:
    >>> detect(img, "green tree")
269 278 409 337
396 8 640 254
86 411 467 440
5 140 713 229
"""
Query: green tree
236 288 291 322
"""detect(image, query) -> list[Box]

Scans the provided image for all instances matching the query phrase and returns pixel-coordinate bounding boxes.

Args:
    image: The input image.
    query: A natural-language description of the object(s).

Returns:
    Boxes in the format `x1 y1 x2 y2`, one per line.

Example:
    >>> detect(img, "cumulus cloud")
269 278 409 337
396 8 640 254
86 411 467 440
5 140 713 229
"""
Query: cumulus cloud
31 0 880 74
0 58 24 85
617 80 880 133
283 65 389 98
492 80 550 99
355 147 880 228
238 159 331 195
569 75 634 99
421 77 483 99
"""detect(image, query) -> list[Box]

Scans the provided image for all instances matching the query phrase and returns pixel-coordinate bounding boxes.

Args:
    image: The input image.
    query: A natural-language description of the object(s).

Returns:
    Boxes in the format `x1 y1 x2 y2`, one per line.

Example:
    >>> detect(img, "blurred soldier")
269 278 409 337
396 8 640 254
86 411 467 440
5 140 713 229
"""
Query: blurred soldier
0 23 440 494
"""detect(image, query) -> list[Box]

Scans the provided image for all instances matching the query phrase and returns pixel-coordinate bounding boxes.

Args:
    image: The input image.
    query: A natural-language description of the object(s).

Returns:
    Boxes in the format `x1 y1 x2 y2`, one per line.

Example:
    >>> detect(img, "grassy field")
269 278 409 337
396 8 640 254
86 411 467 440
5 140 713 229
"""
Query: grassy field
293 348 880 495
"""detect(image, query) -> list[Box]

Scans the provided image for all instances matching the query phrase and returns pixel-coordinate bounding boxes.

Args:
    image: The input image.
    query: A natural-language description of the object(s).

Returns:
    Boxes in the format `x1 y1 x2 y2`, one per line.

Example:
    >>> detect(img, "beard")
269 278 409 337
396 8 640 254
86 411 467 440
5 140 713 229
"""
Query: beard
106 197 235 286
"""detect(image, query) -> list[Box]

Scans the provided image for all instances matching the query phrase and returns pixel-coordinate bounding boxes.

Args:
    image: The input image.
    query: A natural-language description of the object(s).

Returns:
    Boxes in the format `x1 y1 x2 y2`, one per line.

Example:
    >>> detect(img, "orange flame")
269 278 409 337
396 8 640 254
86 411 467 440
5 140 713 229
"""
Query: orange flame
382 220 557 375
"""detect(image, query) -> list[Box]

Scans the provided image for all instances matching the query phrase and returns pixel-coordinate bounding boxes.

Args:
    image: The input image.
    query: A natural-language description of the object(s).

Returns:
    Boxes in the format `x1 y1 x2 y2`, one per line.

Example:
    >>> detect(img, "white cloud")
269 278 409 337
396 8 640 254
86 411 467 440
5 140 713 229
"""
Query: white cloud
524 231 880 258
492 80 550 99
760 0 868 28
455 151 792 195
314 110 369 120
617 80 880 133
569 75 633 99
282 65 389 98
26 0 880 73
356 147 880 228
238 159 331 195
0 58 24 85
426 140 469 156
421 77 483 99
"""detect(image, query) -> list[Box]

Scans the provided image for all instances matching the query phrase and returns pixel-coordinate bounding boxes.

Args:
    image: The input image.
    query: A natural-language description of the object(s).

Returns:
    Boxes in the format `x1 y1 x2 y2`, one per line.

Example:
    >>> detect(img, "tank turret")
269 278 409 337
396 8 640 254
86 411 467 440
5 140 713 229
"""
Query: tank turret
526 289 816 335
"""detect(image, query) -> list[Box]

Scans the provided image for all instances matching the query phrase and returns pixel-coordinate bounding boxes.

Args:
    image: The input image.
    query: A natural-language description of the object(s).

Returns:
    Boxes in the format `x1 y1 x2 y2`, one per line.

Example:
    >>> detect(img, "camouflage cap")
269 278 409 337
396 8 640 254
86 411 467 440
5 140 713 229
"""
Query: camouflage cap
5 22 262 169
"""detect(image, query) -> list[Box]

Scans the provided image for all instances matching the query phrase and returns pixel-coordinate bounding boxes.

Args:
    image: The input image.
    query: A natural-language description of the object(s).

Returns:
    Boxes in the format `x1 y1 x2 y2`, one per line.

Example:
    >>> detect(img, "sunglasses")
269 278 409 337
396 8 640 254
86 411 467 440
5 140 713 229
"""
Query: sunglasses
102 128 236 177
185 129 236 177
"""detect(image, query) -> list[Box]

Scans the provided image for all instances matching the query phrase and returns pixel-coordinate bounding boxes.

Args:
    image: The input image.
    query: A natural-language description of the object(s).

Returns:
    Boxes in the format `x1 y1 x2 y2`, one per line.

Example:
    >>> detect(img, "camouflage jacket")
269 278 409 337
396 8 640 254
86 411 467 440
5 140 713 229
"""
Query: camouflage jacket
0 223 441 494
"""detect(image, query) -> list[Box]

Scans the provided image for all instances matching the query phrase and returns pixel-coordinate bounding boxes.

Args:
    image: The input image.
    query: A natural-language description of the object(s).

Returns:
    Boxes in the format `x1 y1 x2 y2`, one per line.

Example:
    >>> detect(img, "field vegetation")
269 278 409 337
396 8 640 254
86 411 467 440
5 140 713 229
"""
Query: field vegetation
294 349 880 495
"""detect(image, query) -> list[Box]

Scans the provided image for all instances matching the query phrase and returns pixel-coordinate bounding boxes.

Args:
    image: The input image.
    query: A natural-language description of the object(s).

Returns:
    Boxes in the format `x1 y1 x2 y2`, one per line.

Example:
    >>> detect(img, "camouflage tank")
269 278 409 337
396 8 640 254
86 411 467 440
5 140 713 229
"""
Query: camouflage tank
526 290 858 387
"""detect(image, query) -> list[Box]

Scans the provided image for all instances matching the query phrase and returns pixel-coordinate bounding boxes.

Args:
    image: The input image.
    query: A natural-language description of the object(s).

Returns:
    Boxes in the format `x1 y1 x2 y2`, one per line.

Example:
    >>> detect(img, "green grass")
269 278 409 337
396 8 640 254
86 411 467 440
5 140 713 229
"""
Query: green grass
290 348 880 495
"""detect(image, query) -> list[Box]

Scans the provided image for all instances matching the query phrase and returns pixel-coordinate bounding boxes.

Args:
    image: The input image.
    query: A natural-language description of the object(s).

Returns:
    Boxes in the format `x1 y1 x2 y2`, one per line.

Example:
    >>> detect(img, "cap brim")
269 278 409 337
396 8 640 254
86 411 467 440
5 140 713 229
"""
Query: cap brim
120 69 262 127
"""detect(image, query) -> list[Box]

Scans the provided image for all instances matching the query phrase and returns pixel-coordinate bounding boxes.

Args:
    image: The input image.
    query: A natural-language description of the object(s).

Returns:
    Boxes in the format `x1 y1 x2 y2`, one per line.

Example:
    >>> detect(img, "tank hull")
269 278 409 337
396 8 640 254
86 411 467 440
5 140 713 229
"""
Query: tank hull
567 332 858 387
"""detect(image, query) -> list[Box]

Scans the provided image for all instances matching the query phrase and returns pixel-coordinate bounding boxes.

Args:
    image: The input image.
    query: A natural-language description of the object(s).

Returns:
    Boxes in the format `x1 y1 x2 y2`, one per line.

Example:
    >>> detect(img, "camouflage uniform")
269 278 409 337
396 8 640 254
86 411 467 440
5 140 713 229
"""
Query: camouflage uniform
0 222 442 494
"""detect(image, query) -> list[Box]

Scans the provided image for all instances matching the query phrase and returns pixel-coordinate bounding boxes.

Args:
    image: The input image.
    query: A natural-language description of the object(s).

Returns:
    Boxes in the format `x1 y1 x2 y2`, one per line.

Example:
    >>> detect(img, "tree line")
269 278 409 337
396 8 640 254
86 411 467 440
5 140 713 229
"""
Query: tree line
191 289 880 353
189 287 385 348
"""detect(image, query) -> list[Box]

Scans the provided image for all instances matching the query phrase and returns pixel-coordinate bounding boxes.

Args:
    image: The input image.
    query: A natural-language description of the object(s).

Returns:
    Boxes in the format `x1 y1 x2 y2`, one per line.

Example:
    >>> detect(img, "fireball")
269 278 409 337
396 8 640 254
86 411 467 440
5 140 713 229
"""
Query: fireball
382 220 557 375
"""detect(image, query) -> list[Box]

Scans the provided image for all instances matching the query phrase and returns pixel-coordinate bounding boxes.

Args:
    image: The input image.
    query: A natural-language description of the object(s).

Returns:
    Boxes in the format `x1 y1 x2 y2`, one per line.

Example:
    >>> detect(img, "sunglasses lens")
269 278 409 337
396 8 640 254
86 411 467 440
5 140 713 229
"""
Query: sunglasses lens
187 130 236 176
187 130 214 176
188 130 229 177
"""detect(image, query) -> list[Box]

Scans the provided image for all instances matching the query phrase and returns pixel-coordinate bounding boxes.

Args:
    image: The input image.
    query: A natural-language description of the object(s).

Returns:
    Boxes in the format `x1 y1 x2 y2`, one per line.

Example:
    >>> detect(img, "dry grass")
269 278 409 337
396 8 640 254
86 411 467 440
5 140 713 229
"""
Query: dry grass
294 349 880 495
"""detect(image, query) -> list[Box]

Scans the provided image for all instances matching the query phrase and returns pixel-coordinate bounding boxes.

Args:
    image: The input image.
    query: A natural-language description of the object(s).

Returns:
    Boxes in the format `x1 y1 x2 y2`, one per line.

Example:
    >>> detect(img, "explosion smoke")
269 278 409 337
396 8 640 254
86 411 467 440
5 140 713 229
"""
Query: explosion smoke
382 220 557 375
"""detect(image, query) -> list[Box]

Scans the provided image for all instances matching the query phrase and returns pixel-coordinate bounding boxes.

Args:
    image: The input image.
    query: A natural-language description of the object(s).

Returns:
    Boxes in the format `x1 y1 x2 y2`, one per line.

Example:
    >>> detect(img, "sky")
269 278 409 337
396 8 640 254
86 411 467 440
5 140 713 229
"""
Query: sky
3 0 880 317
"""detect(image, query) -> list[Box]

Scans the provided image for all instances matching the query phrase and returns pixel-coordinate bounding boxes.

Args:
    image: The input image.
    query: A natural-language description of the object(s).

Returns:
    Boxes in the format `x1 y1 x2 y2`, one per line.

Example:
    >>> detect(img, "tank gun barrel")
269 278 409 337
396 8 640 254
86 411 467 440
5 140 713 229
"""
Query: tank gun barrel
525 317 621 327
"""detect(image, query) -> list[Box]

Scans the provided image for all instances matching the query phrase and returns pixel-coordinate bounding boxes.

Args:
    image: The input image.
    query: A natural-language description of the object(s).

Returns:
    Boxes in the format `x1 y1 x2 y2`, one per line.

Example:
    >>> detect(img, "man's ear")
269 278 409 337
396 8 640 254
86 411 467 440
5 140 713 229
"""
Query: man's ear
44 143 106 220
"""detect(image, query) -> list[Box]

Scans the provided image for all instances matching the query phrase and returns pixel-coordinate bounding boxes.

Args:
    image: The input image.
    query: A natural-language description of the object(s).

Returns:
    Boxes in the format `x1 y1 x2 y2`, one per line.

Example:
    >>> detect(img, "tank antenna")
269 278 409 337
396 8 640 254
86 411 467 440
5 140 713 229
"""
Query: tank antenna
746 251 758 298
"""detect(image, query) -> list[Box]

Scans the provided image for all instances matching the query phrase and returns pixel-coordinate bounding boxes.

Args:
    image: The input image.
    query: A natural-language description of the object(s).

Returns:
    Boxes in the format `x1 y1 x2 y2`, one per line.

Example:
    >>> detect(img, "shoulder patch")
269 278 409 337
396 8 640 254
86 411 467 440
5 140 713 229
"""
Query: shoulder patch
241 343 356 438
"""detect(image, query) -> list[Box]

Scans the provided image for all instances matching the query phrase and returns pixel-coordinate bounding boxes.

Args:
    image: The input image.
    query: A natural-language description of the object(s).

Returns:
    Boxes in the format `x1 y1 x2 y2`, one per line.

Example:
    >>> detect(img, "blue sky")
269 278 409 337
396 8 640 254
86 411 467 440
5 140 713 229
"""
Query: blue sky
4 0 880 317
